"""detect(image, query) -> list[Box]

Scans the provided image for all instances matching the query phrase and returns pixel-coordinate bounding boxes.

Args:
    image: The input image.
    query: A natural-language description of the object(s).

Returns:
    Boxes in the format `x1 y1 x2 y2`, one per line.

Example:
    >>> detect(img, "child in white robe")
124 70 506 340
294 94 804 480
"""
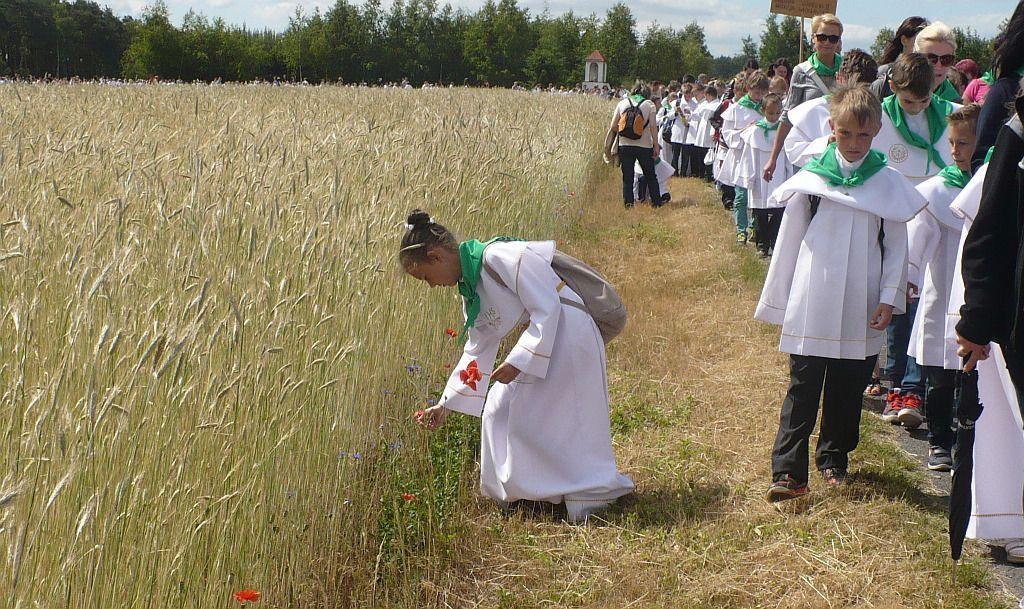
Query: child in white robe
904 104 979 471
754 86 927 501
402 210 635 523
720 70 770 242
656 91 677 166
875 52 962 428
785 49 879 168
693 85 720 183
736 93 791 257
633 157 674 204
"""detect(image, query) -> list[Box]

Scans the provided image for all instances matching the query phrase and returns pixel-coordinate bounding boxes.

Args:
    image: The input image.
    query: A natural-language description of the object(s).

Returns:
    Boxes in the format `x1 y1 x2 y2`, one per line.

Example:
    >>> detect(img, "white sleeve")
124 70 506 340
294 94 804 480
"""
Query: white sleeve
438 323 501 417
755 194 813 324
879 219 910 314
488 246 562 379
906 209 940 289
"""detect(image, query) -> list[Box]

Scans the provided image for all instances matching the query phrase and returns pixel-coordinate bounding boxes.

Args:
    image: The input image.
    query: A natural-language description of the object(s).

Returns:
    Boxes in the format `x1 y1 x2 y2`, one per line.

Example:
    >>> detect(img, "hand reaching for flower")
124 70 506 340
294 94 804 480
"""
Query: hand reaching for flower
414 405 449 431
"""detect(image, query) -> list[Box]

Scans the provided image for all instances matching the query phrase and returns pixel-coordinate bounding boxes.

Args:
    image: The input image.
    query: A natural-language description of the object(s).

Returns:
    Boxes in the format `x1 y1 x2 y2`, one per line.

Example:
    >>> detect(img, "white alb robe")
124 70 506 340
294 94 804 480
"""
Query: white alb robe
873 103 960 185
735 122 793 209
719 103 762 187
438 241 635 503
684 97 700 145
693 100 719 150
754 158 927 359
942 164 1024 540
784 96 831 167
656 105 674 164
905 175 964 369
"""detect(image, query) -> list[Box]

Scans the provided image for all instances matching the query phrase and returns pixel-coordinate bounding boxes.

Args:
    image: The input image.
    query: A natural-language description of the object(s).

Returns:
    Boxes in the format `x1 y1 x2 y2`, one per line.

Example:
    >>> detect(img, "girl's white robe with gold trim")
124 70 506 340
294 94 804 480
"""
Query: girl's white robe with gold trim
754 162 926 359
944 165 1024 540
438 240 635 504
905 175 964 369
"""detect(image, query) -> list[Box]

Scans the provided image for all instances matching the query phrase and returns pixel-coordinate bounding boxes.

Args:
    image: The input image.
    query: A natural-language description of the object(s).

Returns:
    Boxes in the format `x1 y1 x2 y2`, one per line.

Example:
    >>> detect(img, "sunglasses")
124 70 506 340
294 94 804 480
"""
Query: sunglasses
814 34 841 43
926 53 955 67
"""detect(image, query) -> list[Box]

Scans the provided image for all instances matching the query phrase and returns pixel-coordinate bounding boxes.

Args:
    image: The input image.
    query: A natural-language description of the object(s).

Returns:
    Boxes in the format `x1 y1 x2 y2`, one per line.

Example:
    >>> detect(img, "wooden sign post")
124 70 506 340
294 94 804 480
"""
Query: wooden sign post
769 1 838 62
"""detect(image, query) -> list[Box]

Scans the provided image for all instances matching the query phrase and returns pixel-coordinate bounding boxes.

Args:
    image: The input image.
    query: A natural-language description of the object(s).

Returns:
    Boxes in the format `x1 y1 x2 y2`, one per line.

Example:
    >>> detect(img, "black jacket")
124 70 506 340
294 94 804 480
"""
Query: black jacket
957 97 1024 349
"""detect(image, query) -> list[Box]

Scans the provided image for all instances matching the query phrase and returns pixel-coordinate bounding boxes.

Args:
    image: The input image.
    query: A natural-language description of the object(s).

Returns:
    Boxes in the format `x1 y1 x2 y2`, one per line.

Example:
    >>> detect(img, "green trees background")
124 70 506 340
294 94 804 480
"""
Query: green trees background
0 0 1000 85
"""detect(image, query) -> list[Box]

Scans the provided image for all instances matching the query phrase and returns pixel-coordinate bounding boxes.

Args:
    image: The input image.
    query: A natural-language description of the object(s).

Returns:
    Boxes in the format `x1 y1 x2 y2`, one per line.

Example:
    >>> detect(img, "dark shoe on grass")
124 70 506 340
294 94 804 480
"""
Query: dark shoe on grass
766 474 809 502
821 467 848 488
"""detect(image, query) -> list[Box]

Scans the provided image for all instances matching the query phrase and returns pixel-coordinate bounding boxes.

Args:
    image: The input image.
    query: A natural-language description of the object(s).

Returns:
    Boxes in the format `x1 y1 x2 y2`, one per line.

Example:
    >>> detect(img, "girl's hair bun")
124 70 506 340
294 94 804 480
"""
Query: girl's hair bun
407 209 432 229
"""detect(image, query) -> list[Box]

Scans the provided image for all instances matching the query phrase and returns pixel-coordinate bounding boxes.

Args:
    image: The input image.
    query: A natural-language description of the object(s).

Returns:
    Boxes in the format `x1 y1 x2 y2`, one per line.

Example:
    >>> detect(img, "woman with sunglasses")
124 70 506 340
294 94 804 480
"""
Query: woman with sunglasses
913 22 961 103
870 17 928 100
762 13 842 183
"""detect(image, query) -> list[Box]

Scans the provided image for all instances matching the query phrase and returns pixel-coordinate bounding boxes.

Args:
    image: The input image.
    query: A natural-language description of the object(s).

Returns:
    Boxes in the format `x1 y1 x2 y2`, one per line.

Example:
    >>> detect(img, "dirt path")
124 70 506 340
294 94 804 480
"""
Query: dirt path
428 170 1018 609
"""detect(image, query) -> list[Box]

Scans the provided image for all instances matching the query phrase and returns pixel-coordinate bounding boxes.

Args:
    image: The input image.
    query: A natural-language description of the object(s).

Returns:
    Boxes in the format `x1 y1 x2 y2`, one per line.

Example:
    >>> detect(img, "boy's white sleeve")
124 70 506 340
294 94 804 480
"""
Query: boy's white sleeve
879 219 910 314
755 194 813 324
438 325 501 417
905 209 939 290
490 246 562 380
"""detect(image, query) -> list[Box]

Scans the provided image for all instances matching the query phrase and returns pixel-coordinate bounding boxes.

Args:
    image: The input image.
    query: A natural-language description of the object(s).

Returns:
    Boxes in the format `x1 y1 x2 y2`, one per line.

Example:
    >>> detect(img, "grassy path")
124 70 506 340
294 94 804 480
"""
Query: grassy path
426 168 1015 609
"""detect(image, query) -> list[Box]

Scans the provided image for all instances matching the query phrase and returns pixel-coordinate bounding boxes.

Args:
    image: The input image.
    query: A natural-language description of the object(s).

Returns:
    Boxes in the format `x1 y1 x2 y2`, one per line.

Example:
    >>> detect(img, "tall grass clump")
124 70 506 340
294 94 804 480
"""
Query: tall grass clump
0 83 611 607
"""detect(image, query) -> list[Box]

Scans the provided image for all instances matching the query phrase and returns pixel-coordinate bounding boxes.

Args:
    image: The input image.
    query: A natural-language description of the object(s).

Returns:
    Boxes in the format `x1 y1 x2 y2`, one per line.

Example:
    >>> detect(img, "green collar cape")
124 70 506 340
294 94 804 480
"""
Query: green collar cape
809 52 841 77
881 93 954 173
803 142 888 188
982 67 1024 86
736 94 763 114
629 94 645 104
755 118 779 138
458 237 520 338
933 78 961 103
938 165 971 190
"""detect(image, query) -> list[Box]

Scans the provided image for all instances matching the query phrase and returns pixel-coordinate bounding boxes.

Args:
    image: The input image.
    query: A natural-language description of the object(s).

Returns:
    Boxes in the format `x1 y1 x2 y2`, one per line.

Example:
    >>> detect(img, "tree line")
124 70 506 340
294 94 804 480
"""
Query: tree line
0 0 999 86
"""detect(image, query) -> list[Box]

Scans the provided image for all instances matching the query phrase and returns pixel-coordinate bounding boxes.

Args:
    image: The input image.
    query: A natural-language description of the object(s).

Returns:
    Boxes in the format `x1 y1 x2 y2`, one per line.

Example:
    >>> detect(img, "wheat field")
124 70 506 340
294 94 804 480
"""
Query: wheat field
0 83 609 607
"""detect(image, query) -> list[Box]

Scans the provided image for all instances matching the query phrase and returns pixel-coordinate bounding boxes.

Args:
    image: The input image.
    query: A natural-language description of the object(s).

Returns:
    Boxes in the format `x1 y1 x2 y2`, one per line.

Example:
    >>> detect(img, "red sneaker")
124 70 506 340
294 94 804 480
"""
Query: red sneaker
881 389 903 424
897 393 924 428
766 475 809 502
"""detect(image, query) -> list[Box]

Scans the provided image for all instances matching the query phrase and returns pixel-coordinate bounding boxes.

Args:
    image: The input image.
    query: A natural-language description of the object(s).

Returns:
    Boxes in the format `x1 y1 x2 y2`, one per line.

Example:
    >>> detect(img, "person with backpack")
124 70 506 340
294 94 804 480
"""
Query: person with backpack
604 81 663 208
402 210 635 523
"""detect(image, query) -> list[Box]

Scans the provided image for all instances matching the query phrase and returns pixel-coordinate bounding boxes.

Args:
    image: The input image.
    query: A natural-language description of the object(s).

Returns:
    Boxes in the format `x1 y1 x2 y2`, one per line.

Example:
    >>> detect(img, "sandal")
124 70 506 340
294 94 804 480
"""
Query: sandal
864 381 886 397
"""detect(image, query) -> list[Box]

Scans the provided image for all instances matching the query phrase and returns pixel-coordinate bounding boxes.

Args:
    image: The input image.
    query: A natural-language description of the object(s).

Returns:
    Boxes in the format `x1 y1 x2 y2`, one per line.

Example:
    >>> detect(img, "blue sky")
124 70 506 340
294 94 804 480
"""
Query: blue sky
100 0 1012 56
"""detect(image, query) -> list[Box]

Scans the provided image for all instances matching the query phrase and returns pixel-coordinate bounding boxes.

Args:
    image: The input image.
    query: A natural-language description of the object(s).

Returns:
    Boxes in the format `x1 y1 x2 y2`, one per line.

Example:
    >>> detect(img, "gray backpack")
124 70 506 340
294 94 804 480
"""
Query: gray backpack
484 249 627 344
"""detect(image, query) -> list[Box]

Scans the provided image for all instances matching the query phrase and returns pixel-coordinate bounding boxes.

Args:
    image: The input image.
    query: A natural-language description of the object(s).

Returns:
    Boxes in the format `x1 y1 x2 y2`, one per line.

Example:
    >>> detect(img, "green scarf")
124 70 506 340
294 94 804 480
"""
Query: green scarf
803 142 888 188
933 78 961 103
982 67 1024 85
629 94 645 104
755 118 779 138
984 146 995 164
736 94 763 114
881 94 954 173
808 52 841 77
457 237 520 339
938 165 971 189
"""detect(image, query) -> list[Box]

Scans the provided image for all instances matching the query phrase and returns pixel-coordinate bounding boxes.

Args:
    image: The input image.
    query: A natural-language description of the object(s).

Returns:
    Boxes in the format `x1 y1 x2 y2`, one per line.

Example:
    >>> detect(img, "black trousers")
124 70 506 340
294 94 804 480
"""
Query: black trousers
751 208 784 254
772 354 878 483
922 365 956 451
619 145 661 206
671 142 687 176
719 183 735 209
688 145 706 180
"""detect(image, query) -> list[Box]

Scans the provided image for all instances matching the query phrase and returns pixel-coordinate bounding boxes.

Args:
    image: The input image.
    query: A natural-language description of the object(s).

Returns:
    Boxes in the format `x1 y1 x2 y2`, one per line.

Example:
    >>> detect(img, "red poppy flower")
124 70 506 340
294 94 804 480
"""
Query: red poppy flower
413 409 425 423
234 590 261 604
444 327 457 338
444 363 452 369
459 360 482 391
401 492 417 502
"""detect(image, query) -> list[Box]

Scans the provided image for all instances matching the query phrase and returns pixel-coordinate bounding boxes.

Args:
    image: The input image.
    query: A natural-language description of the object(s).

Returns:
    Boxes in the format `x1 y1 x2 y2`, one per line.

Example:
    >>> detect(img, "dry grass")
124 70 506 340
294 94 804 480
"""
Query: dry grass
424 172 1017 609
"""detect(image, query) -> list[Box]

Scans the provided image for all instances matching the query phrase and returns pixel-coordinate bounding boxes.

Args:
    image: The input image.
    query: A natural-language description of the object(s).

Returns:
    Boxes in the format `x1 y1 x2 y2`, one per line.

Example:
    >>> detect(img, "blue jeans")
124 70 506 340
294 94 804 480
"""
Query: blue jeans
734 187 748 234
883 298 924 396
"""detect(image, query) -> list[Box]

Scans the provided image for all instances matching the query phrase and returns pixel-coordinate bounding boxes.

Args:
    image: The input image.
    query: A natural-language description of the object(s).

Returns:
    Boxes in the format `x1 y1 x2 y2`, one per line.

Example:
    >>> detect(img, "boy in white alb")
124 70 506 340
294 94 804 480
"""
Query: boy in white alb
784 49 879 168
720 71 770 242
735 93 791 257
693 85 720 183
874 52 960 428
905 104 979 471
755 86 927 501
633 158 674 205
